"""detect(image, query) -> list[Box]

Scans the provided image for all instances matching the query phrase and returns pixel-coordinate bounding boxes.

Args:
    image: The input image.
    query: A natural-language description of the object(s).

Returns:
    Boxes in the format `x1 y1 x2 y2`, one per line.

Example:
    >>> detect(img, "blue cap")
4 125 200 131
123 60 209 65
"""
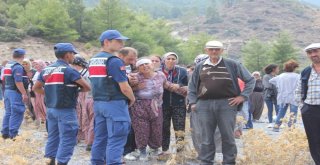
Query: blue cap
13 48 26 56
54 43 78 54
99 30 129 42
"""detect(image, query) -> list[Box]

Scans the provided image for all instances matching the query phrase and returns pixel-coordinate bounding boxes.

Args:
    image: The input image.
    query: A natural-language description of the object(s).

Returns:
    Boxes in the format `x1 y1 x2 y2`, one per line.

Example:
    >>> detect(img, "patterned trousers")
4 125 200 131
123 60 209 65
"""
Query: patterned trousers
162 106 186 151
131 100 163 149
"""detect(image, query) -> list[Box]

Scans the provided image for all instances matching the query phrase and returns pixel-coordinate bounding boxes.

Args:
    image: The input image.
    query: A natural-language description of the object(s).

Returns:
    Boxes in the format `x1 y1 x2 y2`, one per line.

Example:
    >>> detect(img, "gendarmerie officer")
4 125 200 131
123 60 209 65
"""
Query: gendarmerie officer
1 48 29 140
33 43 91 165
89 30 135 165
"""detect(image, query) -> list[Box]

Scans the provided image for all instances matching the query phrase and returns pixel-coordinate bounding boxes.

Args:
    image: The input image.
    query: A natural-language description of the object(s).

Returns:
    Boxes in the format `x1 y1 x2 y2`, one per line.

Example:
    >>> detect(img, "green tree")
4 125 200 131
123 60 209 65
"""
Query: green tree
7 3 24 20
241 38 270 72
270 32 299 71
131 42 150 57
177 32 214 64
15 0 78 41
61 0 86 40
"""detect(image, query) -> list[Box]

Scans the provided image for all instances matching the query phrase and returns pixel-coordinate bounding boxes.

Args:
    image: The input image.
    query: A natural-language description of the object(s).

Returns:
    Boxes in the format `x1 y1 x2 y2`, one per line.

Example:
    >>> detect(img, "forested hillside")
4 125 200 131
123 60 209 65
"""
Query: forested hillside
0 0 185 61
1 0 320 70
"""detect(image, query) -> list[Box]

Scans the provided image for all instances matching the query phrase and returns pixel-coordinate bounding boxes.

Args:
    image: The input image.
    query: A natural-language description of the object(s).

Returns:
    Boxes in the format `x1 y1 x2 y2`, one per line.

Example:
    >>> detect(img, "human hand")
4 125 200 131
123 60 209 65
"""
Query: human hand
129 98 135 107
128 74 139 85
191 104 196 111
22 94 28 103
228 96 245 106
172 84 180 91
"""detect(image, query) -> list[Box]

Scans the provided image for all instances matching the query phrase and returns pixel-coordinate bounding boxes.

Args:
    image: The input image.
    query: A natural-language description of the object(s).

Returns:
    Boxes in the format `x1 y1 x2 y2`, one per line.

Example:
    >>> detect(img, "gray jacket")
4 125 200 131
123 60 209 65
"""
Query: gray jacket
187 57 255 105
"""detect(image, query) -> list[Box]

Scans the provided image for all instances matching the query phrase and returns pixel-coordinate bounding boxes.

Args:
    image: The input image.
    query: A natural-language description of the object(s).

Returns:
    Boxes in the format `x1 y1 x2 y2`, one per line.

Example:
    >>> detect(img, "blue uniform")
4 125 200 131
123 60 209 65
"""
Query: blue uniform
89 52 130 165
1 61 29 138
38 59 81 164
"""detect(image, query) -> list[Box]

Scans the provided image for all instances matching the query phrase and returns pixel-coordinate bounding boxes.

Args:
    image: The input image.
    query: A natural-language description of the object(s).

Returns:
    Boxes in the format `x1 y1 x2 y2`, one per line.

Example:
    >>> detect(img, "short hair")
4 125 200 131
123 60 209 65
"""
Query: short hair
149 54 162 61
119 47 138 57
283 60 299 72
13 54 24 59
55 51 67 59
100 39 112 47
264 64 278 74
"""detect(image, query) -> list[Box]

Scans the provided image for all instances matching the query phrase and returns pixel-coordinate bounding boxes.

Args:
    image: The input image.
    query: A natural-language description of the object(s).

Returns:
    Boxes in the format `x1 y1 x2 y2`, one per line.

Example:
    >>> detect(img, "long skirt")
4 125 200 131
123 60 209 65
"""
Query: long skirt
249 92 264 120
85 97 94 145
131 99 163 149
32 93 46 122
76 92 88 141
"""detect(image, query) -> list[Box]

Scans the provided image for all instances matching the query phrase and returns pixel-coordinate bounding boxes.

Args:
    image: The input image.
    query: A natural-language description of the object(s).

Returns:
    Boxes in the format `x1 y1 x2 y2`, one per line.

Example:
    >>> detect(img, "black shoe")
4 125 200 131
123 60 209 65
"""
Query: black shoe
47 158 55 165
10 134 19 141
2 134 9 140
57 162 67 165
86 145 92 151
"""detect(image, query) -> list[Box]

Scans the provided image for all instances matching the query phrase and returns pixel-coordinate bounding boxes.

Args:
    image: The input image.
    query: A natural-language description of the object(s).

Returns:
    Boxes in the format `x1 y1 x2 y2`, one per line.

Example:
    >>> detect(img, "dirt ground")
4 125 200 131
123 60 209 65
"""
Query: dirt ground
0 102 312 165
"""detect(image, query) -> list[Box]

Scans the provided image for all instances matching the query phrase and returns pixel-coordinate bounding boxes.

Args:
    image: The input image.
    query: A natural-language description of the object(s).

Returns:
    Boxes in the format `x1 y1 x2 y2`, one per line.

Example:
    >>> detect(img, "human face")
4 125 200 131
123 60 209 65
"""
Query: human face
164 55 177 69
22 61 31 71
66 52 76 64
150 56 161 69
273 66 280 75
205 48 223 60
253 74 260 80
307 49 320 64
106 39 125 53
122 51 137 66
138 63 153 75
33 62 40 71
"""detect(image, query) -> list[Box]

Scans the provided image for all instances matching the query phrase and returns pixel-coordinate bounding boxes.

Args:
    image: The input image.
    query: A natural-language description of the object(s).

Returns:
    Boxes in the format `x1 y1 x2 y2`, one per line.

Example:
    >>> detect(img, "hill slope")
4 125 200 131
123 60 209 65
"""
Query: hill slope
173 0 320 59
0 37 98 61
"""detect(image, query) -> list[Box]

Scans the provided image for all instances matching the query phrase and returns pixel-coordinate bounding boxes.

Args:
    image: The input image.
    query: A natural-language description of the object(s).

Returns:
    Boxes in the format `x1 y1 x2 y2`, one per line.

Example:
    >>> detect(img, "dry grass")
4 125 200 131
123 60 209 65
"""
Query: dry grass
238 127 313 165
165 110 313 165
239 112 313 165
0 130 47 165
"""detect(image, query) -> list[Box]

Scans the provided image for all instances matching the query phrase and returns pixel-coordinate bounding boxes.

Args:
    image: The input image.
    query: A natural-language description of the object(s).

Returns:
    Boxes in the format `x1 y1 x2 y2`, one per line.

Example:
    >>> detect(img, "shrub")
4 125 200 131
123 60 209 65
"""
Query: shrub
0 27 25 42
26 25 44 37
84 42 92 50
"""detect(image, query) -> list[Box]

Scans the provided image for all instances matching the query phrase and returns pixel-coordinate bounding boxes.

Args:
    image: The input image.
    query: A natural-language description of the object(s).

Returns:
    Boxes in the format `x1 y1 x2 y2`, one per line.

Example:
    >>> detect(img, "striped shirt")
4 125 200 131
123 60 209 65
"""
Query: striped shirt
295 67 320 105
198 58 237 99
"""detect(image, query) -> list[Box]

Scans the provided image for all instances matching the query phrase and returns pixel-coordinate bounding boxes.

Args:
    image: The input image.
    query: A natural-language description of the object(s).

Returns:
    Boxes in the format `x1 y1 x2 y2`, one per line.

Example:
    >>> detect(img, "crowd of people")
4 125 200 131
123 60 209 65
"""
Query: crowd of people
0 29 320 165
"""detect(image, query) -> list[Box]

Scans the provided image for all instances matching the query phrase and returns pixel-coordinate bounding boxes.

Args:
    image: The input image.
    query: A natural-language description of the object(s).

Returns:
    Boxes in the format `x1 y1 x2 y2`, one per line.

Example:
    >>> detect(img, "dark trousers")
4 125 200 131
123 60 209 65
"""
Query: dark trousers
301 104 320 165
123 126 136 155
162 106 186 151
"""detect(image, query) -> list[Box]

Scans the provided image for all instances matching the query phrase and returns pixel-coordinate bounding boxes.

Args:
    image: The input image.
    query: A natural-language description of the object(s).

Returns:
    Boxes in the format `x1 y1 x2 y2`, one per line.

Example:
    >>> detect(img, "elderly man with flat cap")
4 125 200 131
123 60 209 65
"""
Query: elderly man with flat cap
188 40 255 165
1 48 29 140
295 43 320 165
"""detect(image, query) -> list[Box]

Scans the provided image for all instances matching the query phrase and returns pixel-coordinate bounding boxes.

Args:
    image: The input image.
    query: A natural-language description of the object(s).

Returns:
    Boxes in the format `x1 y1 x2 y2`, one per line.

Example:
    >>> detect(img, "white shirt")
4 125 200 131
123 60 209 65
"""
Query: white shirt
269 72 300 106
203 57 222 67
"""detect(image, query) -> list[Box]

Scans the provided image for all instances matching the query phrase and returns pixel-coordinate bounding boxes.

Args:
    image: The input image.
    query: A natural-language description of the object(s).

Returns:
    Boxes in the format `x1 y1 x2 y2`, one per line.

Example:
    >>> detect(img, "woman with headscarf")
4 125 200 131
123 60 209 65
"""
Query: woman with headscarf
130 58 186 161
244 71 264 129
31 60 47 124
249 71 264 122
22 59 36 121
160 52 188 155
